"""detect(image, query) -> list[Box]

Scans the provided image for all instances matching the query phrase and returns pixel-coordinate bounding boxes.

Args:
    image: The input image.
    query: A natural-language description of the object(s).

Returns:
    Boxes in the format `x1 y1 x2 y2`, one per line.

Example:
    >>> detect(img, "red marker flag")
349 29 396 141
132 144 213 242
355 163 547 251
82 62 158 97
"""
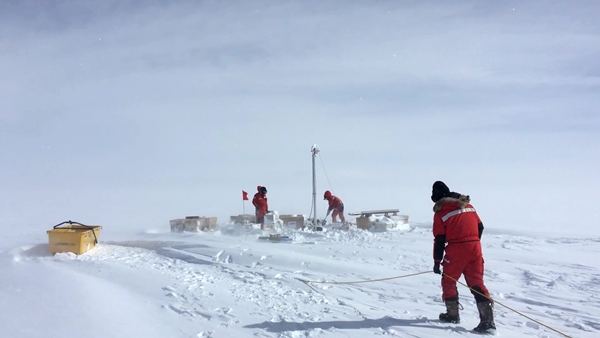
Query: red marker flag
242 190 249 201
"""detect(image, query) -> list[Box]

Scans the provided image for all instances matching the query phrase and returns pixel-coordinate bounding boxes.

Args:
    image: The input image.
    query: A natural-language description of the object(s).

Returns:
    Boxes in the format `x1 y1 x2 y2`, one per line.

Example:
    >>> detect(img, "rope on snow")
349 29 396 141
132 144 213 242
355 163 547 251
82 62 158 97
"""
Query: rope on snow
295 271 431 285
296 271 573 338
442 273 572 338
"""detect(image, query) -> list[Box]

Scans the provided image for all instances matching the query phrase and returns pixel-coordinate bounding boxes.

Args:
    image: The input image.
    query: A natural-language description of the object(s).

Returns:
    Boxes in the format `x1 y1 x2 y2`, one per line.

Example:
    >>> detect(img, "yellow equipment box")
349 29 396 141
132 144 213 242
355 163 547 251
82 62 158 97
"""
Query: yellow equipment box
47 221 102 255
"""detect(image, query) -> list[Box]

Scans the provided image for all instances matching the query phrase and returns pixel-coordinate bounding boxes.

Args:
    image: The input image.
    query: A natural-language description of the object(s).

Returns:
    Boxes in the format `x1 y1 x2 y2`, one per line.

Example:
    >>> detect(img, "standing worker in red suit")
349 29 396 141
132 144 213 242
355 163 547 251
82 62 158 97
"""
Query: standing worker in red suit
431 181 496 333
253 186 269 230
323 190 346 223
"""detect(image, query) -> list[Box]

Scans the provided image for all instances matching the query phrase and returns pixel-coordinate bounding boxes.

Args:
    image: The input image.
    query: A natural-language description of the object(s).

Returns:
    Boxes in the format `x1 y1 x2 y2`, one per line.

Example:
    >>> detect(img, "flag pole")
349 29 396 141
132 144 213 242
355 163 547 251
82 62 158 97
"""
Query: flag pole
242 190 248 215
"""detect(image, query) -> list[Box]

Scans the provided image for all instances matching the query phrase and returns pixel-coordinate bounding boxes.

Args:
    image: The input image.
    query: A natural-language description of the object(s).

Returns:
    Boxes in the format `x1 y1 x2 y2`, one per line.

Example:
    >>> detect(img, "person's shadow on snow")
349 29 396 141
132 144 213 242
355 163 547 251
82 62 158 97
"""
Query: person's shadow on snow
244 316 468 333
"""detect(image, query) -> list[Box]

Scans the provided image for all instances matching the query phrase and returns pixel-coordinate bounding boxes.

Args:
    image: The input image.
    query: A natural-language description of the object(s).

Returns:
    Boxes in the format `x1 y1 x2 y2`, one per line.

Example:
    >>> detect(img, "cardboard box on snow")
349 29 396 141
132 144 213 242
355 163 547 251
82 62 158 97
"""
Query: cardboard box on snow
186 216 217 231
47 224 102 255
230 214 256 224
170 216 217 232
356 216 372 230
169 219 185 233
279 214 305 229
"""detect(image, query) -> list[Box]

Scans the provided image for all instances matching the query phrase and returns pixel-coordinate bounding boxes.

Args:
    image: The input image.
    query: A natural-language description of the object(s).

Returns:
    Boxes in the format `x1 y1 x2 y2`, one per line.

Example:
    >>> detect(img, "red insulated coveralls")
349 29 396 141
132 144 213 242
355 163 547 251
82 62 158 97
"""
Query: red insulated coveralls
433 195 490 302
252 186 268 218
326 195 345 223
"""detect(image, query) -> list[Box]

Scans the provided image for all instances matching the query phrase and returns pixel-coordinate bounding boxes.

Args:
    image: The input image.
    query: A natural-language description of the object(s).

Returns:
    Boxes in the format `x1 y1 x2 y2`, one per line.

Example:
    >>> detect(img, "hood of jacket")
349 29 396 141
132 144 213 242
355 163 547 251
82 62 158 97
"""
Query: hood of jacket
433 194 471 212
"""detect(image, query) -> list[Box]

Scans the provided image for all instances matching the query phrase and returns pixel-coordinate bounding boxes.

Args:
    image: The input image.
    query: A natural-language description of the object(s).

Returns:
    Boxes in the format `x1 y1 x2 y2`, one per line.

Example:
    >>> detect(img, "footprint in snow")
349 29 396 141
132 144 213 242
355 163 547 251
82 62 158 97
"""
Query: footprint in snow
197 331 213 338
165 304 192 316
214 307 232 315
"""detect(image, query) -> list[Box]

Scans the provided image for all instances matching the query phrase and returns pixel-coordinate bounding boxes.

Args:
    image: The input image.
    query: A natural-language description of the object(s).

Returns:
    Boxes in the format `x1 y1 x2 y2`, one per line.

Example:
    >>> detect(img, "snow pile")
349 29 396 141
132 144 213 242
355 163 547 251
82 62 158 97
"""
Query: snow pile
370 215 411 232
322 227 377 243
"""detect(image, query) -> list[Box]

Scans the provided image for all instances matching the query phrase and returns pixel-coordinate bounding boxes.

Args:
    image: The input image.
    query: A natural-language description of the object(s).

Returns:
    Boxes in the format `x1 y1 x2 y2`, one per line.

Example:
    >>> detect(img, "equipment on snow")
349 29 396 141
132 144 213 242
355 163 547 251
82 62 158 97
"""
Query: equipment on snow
349 209 409 232
258 233 292 242
310 145 319 227
170 216 218 232
303 218 324 231
221 218 260 235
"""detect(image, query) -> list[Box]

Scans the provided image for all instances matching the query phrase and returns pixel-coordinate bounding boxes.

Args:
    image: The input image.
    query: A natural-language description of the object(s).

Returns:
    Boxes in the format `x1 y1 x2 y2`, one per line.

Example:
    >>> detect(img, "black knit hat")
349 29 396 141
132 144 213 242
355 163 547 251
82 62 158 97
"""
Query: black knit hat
431 181 450 202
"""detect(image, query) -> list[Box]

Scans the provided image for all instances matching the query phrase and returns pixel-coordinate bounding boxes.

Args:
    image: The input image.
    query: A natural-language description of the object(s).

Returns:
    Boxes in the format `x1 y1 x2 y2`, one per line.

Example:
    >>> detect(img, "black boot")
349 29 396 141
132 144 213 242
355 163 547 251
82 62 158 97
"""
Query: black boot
439 298 460 324
473 300 496 333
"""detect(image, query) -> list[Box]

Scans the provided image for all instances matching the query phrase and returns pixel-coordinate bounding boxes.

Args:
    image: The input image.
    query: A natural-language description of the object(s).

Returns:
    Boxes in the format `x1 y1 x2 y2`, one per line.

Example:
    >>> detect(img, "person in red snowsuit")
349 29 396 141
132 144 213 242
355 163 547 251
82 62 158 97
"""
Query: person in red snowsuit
324 190 345 223
252 186 269 230
431 181 496 333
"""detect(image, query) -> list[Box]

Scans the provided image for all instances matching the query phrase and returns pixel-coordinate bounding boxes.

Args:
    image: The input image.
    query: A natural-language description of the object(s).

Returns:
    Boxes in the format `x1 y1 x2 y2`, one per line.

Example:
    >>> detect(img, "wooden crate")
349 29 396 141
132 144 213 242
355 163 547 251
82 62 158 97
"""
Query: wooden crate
356 216 372 230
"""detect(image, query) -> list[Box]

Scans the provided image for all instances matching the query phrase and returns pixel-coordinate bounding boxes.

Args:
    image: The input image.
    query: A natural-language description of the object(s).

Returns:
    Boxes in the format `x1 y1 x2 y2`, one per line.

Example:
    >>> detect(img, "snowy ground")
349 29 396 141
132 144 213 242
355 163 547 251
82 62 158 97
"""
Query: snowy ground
1 222 599 338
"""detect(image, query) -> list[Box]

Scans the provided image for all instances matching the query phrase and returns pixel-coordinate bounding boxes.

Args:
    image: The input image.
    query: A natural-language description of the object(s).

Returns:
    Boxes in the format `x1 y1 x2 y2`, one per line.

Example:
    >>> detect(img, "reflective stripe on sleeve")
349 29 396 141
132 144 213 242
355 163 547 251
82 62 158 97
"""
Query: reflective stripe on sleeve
441 208 476 222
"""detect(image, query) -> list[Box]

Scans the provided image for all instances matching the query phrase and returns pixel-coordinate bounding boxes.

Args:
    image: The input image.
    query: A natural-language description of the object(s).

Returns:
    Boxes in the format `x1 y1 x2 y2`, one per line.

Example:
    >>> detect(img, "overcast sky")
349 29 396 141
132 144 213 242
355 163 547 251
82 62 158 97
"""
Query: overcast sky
1 1 599 236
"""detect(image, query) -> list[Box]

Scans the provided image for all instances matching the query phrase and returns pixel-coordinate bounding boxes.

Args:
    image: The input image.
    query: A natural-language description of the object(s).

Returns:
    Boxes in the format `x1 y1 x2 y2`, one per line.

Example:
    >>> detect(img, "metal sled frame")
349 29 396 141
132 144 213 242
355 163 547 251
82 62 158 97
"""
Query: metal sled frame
348 209 400 217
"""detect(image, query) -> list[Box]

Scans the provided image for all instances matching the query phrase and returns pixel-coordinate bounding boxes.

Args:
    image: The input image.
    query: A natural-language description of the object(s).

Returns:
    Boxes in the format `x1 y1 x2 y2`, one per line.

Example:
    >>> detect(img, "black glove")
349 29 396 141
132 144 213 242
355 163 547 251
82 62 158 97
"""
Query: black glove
433 262 441 274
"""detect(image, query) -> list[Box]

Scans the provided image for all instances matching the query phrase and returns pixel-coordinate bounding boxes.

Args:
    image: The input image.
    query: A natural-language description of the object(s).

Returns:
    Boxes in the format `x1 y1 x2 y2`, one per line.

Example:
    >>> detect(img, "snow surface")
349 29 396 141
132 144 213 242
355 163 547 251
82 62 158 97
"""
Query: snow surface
1 222 599 338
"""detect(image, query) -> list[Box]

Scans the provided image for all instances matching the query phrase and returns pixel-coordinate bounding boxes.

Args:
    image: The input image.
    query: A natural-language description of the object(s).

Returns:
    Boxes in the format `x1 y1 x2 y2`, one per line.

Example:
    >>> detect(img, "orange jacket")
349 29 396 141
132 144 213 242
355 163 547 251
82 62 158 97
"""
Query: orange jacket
432 195 483 262
326 195 344 211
